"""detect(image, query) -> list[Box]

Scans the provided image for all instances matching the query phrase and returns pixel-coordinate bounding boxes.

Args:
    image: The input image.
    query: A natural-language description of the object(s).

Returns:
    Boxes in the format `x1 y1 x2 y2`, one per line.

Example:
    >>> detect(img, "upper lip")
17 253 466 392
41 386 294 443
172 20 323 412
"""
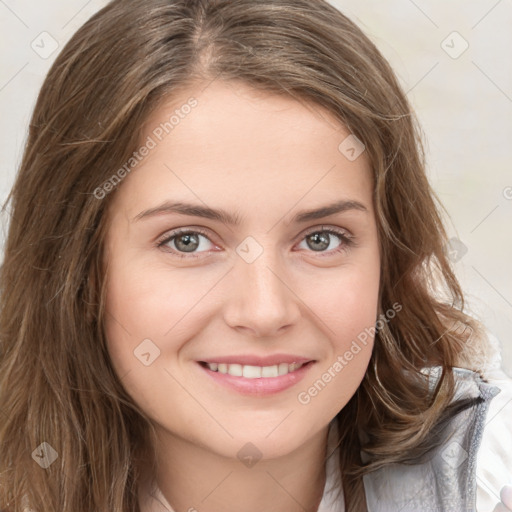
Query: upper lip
199 354 314 366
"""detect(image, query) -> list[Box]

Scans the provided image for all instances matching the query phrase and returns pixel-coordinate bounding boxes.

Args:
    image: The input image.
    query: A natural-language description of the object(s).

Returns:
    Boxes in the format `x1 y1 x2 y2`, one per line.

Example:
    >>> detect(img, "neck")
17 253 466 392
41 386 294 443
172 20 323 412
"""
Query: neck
146 425 330 512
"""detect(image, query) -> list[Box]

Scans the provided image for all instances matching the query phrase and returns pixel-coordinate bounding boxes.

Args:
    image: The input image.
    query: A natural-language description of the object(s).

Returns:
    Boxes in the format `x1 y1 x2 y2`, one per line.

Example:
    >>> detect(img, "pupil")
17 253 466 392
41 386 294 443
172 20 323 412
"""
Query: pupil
309 232 329 251
177 233 198 252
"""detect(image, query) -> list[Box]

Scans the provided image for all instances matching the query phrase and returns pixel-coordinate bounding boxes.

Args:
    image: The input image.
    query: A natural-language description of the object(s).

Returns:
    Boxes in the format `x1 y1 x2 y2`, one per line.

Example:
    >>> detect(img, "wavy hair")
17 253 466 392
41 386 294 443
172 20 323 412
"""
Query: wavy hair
0 0 488 510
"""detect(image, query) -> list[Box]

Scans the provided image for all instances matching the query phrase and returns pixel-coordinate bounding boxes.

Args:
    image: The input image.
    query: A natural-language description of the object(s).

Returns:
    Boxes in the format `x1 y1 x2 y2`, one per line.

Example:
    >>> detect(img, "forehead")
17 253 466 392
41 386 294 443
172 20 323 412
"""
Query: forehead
113 80 374 222
142 80 358 160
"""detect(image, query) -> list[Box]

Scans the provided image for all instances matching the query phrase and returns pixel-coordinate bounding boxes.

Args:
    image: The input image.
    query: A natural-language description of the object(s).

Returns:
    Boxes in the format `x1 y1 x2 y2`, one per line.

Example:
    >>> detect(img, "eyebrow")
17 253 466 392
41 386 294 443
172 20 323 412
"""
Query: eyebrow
132 199 368 225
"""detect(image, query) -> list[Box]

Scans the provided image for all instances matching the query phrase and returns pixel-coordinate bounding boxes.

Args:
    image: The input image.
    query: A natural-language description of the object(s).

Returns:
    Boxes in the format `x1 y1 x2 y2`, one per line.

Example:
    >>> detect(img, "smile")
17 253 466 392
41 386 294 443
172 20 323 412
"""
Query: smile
197 359 315 396
200 361 306 378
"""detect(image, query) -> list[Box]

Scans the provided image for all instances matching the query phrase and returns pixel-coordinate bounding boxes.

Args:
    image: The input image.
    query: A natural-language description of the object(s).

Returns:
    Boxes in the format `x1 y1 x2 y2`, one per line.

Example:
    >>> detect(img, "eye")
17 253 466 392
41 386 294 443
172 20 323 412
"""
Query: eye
296 226 354 257
157 227 216 259
156 225 354 259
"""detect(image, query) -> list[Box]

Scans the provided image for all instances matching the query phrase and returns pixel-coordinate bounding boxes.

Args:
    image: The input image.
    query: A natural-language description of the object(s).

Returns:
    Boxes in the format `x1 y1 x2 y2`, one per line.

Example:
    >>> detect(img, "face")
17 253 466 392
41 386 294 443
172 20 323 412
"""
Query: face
103 80 381 460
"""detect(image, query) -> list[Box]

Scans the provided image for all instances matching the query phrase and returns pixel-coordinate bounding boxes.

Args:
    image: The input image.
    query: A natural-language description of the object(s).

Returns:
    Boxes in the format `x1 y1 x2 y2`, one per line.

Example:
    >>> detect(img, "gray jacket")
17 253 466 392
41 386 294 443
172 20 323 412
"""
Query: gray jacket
322 367 502 512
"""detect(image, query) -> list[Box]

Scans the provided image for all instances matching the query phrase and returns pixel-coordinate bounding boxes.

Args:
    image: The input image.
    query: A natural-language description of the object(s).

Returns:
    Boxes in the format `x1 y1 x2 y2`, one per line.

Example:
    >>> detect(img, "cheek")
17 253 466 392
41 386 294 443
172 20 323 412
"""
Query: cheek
304 254 380 347
103 266 193 425
296 341 372 422
104 254 209 357
102 250 226 417
293 254 380 412
295 304 377 419
103 253 175 382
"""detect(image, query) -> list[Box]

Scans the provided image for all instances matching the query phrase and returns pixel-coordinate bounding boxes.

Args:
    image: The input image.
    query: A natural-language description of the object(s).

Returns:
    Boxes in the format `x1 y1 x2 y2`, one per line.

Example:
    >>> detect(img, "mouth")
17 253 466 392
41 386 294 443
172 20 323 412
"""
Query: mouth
197 358 316 396
198 361 310 378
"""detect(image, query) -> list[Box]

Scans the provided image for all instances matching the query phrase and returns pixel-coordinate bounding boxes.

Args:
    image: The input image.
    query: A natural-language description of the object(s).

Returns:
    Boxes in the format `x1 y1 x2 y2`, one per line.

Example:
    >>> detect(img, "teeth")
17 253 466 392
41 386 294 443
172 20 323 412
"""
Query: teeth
228 363 243 377
278 362 289 375
205 361 306 378
261 365 278 378
242 365 262 378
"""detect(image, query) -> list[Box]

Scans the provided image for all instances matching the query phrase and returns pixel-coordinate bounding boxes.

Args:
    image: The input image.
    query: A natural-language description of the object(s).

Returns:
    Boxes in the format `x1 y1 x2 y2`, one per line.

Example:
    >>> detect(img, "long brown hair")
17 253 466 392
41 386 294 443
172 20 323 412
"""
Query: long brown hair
0 1 489 510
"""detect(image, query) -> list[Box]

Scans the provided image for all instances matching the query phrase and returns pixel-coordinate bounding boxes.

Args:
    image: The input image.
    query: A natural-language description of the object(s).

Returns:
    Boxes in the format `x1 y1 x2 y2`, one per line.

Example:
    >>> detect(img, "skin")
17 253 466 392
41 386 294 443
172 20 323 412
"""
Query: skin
103 79 380 512
99 77 512 512
102 80 512 512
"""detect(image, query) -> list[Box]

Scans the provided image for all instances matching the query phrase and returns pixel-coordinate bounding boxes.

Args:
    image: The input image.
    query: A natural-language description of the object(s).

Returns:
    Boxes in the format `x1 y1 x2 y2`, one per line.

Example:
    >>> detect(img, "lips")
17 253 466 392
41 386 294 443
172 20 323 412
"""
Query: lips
199 354 313 366
197 354 315 395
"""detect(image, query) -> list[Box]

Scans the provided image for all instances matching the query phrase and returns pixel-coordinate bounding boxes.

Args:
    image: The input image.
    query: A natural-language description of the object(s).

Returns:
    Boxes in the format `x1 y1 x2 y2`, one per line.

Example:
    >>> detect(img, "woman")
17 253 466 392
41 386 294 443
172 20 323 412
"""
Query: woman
0 1 510 511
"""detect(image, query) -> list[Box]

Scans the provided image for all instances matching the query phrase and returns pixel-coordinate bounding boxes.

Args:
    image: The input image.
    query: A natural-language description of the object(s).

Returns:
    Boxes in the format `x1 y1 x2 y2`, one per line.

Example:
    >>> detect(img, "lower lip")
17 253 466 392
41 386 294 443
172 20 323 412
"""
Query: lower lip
198 361 315 396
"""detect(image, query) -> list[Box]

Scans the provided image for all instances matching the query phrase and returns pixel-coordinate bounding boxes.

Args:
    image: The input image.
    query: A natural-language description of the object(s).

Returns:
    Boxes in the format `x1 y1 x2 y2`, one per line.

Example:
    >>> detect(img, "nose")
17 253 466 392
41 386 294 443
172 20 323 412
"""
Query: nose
223 246 301 338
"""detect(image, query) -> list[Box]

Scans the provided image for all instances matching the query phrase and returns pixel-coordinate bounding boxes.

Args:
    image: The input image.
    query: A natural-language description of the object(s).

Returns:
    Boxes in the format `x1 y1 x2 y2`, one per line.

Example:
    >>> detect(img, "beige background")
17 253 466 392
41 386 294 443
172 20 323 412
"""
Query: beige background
0 0 511 375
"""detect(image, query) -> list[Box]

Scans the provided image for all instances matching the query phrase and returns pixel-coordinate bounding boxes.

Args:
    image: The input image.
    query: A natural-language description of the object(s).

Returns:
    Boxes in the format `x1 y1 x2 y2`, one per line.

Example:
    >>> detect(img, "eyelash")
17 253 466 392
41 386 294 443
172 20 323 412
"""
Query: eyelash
156 226 355 260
